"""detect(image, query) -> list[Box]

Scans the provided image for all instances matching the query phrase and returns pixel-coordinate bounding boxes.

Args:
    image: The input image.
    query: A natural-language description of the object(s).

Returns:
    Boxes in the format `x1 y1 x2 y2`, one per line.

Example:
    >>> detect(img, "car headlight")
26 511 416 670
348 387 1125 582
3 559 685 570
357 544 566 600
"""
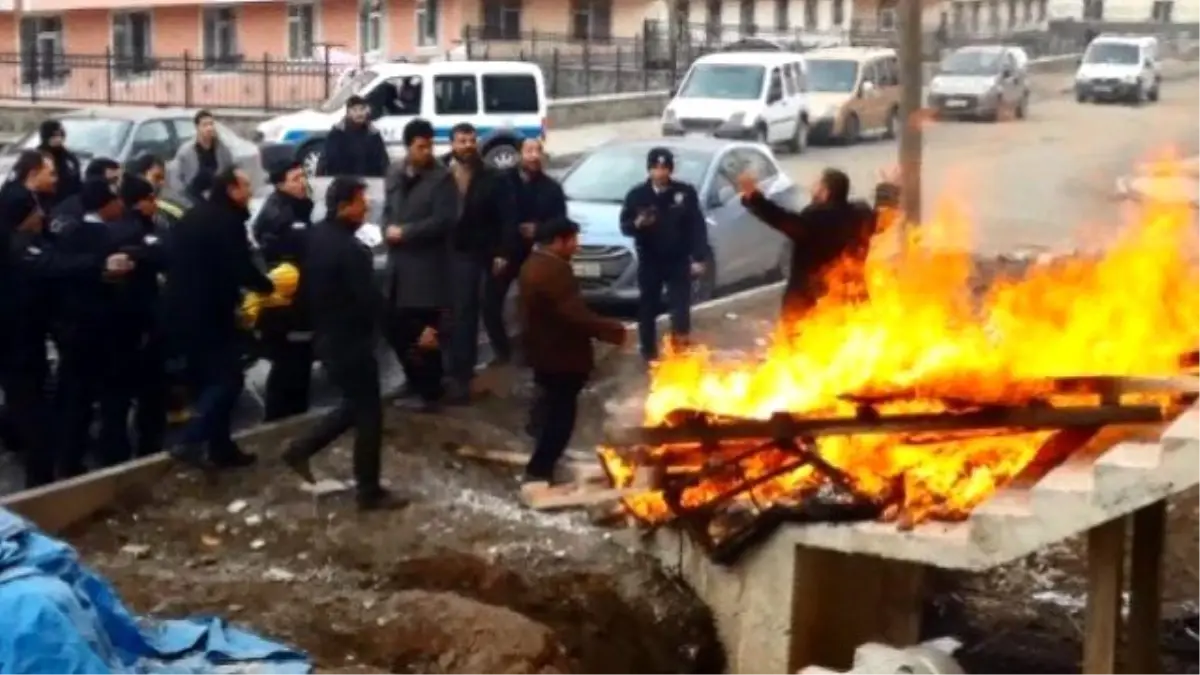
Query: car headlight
1123 74 1139 83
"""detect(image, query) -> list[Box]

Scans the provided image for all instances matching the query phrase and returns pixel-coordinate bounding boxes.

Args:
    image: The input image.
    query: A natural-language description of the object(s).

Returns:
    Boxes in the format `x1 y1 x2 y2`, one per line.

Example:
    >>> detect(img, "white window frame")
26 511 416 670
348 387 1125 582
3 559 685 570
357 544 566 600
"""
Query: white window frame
416 0 439 49
19 14 67 90
359 0 384 57
1150 0 1173 22
287 1 317 60
111 10 153 81
201 6 240 72
482 0 522 40
570 0 613 41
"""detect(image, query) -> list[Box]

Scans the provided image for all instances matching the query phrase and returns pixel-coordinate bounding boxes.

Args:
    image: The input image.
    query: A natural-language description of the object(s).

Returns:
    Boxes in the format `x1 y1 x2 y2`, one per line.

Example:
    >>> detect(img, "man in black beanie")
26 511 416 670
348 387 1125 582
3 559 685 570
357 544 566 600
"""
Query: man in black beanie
618 146 710 363
37 119 82 212
316 94 390 177
49 157 122 235
251 159 315 421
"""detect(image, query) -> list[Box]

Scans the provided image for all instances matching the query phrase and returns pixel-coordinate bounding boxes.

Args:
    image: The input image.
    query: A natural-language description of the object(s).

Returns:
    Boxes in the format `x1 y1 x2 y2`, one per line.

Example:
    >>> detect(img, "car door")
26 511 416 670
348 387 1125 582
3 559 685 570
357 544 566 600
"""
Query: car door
858 59 886 132
704 148 751 283
762 67 791 144
998 52 1020 107
740 147 792 279
167 118 196 159
127 119 174 163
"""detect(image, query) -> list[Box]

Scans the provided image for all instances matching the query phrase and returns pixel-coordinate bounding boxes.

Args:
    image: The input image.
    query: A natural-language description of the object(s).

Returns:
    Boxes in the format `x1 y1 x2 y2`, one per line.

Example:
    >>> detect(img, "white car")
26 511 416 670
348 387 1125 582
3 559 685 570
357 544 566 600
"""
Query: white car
1074 35 1161 104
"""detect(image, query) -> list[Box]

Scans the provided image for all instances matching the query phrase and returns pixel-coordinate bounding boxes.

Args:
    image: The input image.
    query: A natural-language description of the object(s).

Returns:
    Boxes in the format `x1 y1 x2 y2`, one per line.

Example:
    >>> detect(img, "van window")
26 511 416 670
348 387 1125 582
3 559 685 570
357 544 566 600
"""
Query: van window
861 61 879 85
434 74 478 115
806 59 859 93
766 68 783 101
782 64 797 95
792 63 808 92
880 56 899 86
482 74 540 113
1083 42 1140 65
678 63 766 100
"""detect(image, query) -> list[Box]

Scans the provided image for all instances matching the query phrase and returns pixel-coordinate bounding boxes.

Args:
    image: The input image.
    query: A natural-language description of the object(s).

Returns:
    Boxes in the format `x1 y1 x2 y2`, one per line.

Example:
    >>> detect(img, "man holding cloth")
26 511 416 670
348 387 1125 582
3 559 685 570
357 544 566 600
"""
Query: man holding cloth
619 147 710 363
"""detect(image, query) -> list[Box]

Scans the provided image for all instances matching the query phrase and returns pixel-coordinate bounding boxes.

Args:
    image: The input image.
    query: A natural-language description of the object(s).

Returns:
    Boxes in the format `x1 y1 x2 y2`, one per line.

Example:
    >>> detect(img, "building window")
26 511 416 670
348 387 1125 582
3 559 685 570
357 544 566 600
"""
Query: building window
482 0 522 39
434 74 477 114
1082 0 1103 18
987 0 1000 30
112 11 152 79
773 0 788 31
1151 0 1173 21
359 0 383 54
970 1 981 32
1022 0 1032 22
831 0 845 26
571 0 612 41
1006 0 1017 26
804 0 818 29
738 0 754 35
202 7 240 70
19 15 66 88
287 2 315 59
705 0 722 42
877 0 897 30
416 0 439 47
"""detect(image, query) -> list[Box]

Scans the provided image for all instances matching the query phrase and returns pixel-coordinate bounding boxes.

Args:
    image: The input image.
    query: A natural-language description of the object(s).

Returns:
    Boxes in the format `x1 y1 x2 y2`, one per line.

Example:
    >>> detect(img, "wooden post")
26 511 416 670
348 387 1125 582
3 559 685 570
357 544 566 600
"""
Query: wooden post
897 0 925 250
1126 501 1167 673
1084 516 1127 674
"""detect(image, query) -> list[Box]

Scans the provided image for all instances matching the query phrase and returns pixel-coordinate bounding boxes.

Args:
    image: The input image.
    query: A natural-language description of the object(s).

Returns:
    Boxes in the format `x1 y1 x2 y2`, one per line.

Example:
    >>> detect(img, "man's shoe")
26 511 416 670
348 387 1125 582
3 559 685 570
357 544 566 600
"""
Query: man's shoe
357 488 411 512
209 446 258 469
281 445 316 484
170 443 207 469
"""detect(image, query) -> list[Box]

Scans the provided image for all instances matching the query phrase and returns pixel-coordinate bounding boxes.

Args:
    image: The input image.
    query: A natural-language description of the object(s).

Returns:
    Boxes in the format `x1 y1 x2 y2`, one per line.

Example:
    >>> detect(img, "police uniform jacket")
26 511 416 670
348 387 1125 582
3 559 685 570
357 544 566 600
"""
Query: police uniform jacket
106 210 167 336
304 217 382 359
251 190 315 338
618 179 711 264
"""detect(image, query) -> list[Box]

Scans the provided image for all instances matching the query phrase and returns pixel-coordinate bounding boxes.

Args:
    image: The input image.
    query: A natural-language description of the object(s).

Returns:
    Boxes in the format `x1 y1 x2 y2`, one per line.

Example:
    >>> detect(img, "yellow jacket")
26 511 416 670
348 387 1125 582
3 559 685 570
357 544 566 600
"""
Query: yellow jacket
239 263 300 328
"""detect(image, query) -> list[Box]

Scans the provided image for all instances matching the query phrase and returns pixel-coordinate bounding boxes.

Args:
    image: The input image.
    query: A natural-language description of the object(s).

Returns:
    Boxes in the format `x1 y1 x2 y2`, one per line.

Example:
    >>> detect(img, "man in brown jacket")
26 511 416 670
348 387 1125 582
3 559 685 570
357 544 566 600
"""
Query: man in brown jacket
518 216 627 483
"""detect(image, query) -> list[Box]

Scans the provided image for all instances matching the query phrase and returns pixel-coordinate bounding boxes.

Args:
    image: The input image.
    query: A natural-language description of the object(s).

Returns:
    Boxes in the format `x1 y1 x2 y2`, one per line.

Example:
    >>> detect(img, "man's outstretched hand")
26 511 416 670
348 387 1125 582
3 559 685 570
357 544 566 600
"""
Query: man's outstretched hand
736 171 758 197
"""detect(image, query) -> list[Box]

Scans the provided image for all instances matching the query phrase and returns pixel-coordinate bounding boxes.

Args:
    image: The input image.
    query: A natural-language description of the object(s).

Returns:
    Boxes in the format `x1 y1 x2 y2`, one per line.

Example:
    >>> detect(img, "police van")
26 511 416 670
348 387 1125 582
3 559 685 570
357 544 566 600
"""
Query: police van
256 60 548 173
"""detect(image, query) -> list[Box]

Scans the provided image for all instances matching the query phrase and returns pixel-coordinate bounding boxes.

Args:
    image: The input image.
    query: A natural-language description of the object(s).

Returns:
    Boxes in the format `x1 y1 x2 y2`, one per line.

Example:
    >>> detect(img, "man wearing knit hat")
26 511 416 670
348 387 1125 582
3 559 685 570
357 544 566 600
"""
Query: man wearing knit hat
618 146 711 363
36 119 82 212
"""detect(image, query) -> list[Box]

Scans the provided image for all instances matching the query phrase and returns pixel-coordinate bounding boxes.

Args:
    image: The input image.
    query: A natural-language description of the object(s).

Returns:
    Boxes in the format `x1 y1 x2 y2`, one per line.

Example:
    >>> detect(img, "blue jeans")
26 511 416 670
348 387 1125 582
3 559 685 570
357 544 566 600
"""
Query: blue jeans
177 342 244 457
636 258 692 360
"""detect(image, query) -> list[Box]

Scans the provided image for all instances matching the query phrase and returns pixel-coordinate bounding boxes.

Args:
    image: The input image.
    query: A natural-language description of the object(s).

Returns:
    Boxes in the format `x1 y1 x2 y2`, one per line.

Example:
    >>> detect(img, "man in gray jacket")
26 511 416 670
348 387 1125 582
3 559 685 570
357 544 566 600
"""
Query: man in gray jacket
170 109 235 194
381 118 455 412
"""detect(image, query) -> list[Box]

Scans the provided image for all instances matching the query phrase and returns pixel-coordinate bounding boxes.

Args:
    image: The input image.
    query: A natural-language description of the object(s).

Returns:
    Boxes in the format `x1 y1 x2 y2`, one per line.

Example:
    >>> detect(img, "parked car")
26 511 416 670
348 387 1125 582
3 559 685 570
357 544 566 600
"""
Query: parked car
1074 34 1161 104
804 47 902 144
0 107 265 188
561 137 797 307
927 45 1031 120
660 50 812 154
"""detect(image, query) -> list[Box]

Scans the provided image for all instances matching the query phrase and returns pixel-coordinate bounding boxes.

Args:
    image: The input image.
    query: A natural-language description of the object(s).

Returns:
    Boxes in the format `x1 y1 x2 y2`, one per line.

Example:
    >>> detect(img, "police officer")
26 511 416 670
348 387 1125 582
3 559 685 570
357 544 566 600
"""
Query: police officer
251 160 315 421
282 177 403 511
53 180 132 474
36 120 82 212
161 168 274 470
618 147 710 362
127 153 167 192
315 94 390 178
49 158 122 234
481 138 566 366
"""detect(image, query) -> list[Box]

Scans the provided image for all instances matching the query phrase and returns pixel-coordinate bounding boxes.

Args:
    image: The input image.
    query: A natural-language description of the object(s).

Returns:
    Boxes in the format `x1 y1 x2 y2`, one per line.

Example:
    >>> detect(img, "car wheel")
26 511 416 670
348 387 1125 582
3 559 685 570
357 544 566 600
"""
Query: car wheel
841 113 860 145
298 142 323 176
1075 91 1088 104
1130 81 1147 105
883 107 899 140
755 125 770 147
484 143 519 169
690 263 716 304
786 117 808 154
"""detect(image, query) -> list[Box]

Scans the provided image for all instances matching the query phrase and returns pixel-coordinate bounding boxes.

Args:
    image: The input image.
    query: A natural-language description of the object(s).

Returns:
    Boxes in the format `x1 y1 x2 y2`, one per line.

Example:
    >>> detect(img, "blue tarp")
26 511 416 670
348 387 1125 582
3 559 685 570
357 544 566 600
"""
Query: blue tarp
0 507 312 674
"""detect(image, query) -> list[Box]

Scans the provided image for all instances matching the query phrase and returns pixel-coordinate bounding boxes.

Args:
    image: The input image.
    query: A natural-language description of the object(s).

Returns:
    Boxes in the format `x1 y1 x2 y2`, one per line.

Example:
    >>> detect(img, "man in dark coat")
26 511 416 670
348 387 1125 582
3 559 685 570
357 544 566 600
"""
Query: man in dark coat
619 147 710 362
161 167 274 469
282 177 403 511
736 166 901 321
36 119 82 213
49 157 122 236
441 122 515 403
381 118 455 412
481 138 565 366
315 95 390 178
518 216 626 484
251 160 316 421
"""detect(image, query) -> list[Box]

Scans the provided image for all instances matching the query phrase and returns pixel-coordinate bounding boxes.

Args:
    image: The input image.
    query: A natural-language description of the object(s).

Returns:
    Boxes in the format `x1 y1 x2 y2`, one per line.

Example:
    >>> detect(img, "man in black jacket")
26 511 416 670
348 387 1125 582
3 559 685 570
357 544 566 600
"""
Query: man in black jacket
737 167 901 321
481 138 565 366
382 118 454 412
251 160 315 421
441 122 514 403
49 157 122 235
282 177 403 511
36 120 82 213
315 95 390 178
161 168 274 470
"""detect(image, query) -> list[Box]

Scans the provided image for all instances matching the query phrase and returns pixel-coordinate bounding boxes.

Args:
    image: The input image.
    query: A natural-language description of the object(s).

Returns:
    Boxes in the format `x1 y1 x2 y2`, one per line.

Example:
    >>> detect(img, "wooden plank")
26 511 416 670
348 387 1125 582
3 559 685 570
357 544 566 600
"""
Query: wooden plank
1126 501 1167 674
605 404 1168 448
519 482 645 511
1084 516 1127 675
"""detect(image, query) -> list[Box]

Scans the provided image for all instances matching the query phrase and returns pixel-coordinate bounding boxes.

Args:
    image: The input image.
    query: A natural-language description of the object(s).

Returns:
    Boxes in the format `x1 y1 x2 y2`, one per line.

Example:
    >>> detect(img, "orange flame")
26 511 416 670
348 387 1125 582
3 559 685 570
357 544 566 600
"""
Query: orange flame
603 154 1199 526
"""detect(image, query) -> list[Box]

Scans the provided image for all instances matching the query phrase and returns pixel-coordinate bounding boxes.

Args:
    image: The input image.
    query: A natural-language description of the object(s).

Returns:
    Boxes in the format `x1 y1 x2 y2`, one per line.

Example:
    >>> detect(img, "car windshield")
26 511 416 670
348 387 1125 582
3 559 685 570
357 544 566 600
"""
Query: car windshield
18 118 132 159
562 146 711 203
318 69 380 113
806 59 859 92
940 49 1004 75
1084 42 1140 65
677 64 765 100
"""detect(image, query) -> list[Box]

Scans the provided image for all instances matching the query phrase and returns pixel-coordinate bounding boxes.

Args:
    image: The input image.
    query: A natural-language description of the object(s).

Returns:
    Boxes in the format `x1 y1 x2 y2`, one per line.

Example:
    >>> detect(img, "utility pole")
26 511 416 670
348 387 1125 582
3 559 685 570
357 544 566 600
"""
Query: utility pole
898 0 925 245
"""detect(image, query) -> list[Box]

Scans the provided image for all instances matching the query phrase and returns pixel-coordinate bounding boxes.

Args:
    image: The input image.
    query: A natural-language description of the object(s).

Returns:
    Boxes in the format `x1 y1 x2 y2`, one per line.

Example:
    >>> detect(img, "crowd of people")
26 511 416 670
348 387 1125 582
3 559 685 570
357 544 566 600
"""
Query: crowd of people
0 99 900 510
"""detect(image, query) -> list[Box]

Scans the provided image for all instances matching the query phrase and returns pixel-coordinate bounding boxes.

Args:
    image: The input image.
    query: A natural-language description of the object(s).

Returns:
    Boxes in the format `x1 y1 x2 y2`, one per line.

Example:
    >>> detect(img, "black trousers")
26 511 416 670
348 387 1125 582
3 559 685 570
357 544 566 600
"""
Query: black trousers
290 347 382 495
481 260 520 361
55 330 105 477
386 307 444 403
261 332 313 422
636 258 692 361
445 252 485 386
525 370 587 481
97 330 168 465
2 363 53 488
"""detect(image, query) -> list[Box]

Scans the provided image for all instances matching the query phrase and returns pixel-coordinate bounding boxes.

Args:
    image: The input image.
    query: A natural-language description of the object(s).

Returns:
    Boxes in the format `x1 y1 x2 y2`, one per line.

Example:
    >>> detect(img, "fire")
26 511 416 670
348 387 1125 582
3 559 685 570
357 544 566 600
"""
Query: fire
602 155 1199 526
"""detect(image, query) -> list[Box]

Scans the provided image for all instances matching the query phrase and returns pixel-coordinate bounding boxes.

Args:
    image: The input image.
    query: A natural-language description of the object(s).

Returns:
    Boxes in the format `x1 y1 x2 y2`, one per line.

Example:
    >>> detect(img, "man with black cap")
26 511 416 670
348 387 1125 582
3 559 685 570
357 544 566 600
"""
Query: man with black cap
382 118 454 412
48 157 122 235
36 119 82 212
251 160 315 421
0 185 134 486
53 180 136 474
518 216 627 485
315 95 390 178
161 167 274 470
282 176 401 511
619 146 710 363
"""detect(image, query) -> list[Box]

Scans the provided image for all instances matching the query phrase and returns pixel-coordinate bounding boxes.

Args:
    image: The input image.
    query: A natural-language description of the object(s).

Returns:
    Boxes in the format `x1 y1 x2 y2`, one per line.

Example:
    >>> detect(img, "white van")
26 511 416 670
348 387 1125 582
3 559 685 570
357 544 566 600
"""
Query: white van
256 60 547 172
1074 35 1161 104
660 50 812 153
